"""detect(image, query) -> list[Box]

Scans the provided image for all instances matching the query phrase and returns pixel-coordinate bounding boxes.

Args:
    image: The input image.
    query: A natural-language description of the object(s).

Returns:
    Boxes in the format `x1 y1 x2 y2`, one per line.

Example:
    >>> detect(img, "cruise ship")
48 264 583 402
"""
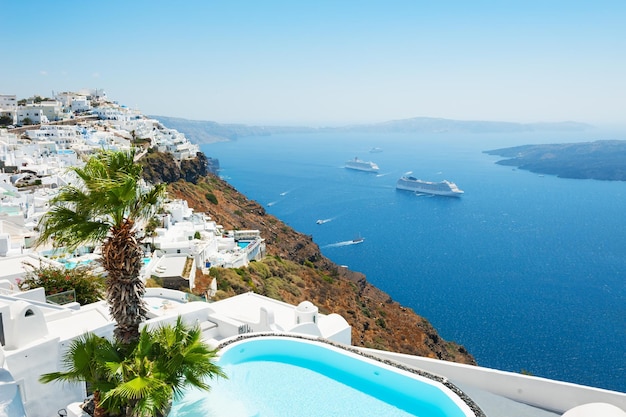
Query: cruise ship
396 176 464 197
345 157 379 172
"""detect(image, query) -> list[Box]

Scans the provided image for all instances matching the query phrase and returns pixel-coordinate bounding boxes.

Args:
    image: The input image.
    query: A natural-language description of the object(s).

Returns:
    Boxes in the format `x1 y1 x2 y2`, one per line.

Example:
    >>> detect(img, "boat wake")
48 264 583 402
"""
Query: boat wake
376 172 392 177
267 201 278 207
316 218 334 225
323 238 364 248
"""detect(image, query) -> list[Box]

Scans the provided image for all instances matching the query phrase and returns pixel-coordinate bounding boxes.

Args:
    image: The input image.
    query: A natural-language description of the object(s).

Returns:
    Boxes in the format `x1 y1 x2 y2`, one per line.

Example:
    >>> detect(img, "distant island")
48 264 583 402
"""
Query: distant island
151 115 593 144
152 115 626 181
485 140 626 181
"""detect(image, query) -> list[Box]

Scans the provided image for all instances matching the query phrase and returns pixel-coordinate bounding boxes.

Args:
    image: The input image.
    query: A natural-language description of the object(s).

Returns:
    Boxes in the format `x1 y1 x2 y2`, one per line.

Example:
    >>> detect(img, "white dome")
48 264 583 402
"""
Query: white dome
296 301 316 312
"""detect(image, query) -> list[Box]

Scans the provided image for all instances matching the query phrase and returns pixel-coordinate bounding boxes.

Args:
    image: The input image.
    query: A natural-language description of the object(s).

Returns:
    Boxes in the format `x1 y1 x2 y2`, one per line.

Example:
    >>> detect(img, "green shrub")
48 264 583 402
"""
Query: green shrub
18 262 105 305
205 192 218 205
321 274 334 284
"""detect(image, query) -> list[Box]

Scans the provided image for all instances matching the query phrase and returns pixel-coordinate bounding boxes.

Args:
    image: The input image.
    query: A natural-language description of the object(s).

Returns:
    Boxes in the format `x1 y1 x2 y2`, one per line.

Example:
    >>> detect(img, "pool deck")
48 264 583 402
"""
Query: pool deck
454 383 560 417
357 345 626 417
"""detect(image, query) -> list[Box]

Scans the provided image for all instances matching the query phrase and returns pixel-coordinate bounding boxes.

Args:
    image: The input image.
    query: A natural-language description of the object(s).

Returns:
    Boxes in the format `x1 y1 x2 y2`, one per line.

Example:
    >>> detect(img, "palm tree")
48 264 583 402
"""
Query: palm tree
101 317 227 417
37 150 225 416
39 333 123 417
36 149 167 345
40 319 226 417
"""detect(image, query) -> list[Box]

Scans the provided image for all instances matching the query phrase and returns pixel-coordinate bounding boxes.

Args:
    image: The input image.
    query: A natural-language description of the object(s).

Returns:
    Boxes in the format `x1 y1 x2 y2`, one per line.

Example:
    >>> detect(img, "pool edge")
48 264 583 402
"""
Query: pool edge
217 332 486 417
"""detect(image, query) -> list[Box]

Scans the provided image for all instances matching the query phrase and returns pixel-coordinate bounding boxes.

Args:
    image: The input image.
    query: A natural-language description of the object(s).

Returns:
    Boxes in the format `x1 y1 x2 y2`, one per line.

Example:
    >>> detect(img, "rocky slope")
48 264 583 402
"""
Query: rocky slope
141 153 476 364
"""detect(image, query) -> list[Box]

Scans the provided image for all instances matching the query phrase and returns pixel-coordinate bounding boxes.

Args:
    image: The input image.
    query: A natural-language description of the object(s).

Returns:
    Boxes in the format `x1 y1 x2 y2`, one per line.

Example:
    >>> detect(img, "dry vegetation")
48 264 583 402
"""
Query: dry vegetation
163 172 475 364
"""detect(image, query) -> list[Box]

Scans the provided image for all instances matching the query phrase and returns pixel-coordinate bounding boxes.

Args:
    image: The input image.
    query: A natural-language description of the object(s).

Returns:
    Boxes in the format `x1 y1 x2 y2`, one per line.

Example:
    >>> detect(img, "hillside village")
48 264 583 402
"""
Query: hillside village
0 90 625 417
0 90 266 293
0 90 307 416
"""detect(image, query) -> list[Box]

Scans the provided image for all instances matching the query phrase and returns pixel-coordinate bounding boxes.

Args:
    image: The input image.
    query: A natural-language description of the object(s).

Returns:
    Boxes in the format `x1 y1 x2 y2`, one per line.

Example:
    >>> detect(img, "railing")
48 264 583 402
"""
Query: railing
46 289 76 305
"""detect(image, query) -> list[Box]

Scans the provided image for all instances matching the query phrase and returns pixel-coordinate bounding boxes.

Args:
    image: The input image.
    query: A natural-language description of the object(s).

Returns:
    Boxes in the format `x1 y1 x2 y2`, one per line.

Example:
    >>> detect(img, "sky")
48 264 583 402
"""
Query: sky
2 1 625 127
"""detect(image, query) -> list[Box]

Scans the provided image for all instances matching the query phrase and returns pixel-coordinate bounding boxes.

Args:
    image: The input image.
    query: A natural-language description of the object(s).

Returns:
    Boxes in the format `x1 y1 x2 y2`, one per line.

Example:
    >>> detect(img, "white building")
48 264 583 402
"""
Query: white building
0 129 21 166
148 200 265 288
16 107 48 126
91 104 140 122
76 88 107 102
23 125 83 150
53 92 92 113
0 95 17 125
18 99 63 124
156 131 199 160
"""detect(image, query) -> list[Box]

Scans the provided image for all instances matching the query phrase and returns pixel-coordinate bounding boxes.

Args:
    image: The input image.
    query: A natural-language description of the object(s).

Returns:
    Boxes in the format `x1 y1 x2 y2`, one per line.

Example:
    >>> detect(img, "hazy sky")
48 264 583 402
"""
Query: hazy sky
3 1 625 127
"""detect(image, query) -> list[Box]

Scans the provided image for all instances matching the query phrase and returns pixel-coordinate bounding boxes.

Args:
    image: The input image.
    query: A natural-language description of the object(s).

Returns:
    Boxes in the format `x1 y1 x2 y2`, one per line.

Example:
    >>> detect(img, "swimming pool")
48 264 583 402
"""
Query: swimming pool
237 241 250 249
168 336 477 417
62 258 94 269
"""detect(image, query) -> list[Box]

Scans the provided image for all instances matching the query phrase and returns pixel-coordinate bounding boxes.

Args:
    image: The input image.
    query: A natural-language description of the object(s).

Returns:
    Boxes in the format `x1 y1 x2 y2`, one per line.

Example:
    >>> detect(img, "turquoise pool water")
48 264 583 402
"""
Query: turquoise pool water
63 257 150 269
168 337 474 417
237 241 250 249
62 259 93 269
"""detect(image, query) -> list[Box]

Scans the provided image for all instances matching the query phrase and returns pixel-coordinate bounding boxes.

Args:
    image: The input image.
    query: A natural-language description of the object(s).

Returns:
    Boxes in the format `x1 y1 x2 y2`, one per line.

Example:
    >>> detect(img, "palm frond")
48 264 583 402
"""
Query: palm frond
39 333 120 393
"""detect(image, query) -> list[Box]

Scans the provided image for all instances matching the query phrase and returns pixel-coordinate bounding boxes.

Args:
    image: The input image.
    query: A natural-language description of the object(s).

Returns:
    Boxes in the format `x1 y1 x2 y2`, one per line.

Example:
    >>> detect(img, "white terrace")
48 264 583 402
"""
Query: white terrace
0 286 351 417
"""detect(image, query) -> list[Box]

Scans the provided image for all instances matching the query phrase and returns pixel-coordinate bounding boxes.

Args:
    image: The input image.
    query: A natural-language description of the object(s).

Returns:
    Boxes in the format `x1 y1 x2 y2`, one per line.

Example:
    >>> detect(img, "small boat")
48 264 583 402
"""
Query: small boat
369 147 383 153
352 235 364 244
316 219 330 225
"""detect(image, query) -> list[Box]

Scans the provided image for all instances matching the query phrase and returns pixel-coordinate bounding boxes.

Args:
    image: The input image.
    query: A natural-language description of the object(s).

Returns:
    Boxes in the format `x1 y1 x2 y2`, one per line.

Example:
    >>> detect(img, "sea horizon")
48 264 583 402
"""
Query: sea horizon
202 129 626 393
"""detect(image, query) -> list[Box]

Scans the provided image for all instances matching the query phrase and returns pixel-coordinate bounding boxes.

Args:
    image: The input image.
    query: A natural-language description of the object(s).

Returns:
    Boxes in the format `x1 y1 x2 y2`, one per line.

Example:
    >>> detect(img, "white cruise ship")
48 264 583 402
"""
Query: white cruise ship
396 176 464 197
345 157 379 172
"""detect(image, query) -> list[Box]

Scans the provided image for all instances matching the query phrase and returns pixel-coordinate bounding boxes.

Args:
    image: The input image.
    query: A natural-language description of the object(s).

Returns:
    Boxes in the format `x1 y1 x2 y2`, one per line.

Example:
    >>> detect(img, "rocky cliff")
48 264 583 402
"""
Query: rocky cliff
141 153 476 364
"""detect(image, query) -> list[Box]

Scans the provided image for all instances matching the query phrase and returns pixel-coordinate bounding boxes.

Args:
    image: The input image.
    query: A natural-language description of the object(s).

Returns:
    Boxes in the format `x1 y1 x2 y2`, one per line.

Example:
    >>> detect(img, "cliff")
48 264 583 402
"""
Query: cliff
140 153 475 364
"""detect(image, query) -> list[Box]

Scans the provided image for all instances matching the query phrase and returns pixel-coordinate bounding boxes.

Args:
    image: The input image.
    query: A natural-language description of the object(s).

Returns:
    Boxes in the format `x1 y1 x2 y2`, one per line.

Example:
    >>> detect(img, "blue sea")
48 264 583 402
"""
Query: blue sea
201 130 626 393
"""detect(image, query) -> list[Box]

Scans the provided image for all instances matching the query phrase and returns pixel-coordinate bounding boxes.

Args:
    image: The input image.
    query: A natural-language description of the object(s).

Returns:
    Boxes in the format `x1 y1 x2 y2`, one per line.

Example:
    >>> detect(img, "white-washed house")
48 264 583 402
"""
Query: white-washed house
16 107 48 126
0 95 17 125
24 125 82 150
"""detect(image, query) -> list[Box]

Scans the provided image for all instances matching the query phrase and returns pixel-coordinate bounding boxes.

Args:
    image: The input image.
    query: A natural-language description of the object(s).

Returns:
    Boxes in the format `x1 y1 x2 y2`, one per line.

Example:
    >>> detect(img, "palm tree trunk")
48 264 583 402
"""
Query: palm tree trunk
92 390 107 417
101 220 148 345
